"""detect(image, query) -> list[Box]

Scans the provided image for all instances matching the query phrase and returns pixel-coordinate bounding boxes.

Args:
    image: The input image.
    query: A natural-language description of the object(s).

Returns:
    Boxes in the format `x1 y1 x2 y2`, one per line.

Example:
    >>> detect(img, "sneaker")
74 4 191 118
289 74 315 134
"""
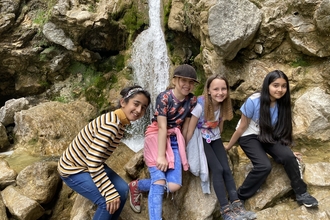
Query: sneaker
128 180 142 213
232 200 257 220
296 192 318 208
221 206 246 220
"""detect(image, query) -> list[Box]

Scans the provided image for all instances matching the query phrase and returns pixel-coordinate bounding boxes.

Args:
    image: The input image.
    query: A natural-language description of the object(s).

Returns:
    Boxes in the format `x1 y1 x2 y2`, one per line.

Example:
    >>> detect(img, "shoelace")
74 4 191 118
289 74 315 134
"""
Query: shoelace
133 189 142 204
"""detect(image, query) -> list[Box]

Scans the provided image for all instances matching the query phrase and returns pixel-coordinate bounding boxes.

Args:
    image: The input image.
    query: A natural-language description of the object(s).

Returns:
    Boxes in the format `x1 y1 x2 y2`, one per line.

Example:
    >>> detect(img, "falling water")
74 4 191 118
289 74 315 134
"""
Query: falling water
123 0 170 152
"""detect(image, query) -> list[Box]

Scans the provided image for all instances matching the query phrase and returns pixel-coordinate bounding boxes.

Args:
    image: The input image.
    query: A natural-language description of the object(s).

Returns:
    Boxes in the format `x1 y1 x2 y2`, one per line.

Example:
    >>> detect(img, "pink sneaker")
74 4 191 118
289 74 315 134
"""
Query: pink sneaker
128 180 142 213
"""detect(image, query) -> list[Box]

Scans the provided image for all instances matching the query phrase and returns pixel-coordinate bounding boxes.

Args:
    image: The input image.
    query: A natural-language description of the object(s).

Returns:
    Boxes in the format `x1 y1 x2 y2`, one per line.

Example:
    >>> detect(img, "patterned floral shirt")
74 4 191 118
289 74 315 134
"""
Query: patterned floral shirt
152 89 197 130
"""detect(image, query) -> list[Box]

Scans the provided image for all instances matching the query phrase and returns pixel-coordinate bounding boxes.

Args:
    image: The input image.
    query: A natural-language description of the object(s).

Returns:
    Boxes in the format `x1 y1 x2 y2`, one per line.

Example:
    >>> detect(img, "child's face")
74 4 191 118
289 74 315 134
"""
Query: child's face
121 93 149 121
173 77 195 97
269 77 287 102
208 78 228 104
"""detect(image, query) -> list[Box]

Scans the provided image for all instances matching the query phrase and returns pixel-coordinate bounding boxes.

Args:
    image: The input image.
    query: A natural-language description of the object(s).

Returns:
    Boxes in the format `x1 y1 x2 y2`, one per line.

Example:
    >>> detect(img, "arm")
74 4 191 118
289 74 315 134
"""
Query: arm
185 115 198 143
182 117 191 143
156 115 169 172
225 114 250 150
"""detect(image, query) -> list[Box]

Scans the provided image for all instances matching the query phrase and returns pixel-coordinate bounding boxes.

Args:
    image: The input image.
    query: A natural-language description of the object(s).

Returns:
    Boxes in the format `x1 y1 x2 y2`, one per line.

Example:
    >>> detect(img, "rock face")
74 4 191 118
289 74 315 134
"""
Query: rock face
0 0 329 219
13 101 97 155
208 0 262 60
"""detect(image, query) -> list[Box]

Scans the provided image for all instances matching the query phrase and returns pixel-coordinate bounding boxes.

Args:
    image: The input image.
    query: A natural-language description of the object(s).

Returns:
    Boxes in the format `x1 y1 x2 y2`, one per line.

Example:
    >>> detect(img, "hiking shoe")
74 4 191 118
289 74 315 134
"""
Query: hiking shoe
232 200 257 220
296 192 318 208
128 180 142 213
221 206 246 220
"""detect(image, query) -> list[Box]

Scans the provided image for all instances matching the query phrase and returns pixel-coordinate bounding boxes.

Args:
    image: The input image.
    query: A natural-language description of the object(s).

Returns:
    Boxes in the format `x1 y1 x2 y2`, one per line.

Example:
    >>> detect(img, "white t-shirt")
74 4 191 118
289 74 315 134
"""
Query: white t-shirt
191 103 221 141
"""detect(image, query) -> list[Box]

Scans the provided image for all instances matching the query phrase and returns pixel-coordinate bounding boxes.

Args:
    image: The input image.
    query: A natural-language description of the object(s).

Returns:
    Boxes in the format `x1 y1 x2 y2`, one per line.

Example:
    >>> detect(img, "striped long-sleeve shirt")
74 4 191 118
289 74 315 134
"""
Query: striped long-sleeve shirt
58 109 129 202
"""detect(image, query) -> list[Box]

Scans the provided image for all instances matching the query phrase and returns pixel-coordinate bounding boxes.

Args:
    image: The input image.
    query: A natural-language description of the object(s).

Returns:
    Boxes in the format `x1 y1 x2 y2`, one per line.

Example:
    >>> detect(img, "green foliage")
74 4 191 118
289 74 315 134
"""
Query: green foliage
123 6 146 32
28 138 38 145
98 54 126 72
33 0 57 27
53 96 69 103
88 4 96 13
163 1 172 28
193 69 206 96
290 57 309 68
183 2 192 27
38 80 50 89
39 46 58 61
67 62 109 111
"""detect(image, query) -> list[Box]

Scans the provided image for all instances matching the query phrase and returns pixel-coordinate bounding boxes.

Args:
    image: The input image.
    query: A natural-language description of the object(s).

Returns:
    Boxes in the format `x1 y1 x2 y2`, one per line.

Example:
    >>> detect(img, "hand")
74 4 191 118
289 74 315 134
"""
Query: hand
156 156 168 172
293 152 303 161
224 144 230 151
106 197 120 214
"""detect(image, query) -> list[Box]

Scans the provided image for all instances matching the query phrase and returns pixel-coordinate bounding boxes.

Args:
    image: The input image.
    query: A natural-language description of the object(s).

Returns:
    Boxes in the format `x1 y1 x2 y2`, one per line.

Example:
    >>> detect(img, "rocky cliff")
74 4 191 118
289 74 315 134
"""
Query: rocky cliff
0 0 329 219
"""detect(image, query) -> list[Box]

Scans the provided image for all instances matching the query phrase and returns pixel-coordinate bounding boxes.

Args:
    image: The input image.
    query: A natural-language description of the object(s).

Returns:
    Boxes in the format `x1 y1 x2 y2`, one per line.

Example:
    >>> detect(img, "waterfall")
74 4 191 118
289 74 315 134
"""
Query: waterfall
123 0 170 152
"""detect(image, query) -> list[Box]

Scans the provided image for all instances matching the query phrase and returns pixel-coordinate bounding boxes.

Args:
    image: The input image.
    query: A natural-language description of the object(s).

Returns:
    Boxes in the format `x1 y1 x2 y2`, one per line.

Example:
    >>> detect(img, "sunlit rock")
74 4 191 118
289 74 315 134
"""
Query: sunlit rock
16 161 60 204
13 101 97 156
1 185 44 220
0 98 29 126
0 159 17 190
208 0 262 60
293 87 330 142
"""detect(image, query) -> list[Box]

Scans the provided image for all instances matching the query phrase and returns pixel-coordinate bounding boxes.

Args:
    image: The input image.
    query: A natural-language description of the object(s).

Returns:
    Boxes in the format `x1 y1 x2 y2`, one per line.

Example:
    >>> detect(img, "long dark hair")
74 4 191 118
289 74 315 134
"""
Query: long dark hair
259 70 292 146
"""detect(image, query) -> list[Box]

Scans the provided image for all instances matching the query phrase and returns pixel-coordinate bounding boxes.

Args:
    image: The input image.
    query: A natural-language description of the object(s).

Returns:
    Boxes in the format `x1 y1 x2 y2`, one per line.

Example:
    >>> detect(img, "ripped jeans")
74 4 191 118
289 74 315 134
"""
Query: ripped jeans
139 136 182 220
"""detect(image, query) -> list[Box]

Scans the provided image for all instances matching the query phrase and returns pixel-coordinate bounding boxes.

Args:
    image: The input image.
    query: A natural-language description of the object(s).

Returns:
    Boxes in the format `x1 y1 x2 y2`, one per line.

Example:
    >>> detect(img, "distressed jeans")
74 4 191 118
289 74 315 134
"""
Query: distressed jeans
147 135 182 220
60 164 128 220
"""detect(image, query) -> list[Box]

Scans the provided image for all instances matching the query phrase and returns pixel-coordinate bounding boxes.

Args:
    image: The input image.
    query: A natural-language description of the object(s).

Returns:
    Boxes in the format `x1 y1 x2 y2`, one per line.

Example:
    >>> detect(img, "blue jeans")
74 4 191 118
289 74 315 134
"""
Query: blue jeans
147 135 182 220
60 164 128 220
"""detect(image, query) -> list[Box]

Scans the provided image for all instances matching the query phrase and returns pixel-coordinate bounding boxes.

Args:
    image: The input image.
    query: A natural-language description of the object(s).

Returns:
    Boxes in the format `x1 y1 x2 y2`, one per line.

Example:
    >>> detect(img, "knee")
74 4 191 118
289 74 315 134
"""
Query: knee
168 182 181 192
256 162 272 174
116 183 129 200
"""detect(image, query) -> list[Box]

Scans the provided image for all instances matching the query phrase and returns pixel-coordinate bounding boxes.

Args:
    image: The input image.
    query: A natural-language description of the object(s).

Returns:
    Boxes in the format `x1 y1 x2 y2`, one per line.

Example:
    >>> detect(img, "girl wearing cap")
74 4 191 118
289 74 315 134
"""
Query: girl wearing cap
128 64 198 220
58 85 151 220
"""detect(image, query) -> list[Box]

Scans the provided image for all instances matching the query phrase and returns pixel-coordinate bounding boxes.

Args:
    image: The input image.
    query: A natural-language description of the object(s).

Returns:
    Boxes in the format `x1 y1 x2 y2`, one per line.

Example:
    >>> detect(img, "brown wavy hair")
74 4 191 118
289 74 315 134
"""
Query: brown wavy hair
202 74 233 122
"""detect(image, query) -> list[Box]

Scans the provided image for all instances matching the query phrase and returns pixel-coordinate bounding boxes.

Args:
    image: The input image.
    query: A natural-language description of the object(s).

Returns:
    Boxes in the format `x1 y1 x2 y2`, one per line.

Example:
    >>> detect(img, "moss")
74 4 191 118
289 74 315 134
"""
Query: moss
32 0 57 29
123 6 146 32
39 46 59 61
98 54 126 72
290 57 310 68
67 62 109 112
53 96 69 103
88 4 96 13
193 69 206 96
163 1 172 28
183 2 193 27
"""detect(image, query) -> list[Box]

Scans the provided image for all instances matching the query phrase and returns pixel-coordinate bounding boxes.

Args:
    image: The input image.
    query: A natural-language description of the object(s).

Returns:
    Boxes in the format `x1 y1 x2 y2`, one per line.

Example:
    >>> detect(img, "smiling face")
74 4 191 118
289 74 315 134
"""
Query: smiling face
120 93 149 122
172 77 195 100
269 77 287 102
208 78 228 106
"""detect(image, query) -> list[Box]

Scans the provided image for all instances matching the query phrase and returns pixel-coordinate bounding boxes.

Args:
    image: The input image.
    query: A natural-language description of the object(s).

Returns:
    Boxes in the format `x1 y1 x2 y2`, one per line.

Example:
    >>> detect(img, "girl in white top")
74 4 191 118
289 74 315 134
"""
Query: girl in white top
186 74 256 220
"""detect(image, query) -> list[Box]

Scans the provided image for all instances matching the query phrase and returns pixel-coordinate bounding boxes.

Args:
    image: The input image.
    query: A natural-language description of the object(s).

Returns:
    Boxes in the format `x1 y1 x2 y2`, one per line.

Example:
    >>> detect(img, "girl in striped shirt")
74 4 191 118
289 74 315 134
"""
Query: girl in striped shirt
58 85 151 220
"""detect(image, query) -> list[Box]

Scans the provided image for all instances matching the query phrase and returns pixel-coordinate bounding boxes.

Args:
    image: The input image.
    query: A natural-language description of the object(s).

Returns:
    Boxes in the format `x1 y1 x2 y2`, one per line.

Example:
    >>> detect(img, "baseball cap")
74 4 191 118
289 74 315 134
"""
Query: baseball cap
173 64 199 83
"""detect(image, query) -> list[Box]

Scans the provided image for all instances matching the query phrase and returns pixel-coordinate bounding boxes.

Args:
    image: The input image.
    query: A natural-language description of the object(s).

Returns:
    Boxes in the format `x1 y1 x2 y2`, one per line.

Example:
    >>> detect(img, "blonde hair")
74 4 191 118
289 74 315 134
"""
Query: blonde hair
202 74 233 122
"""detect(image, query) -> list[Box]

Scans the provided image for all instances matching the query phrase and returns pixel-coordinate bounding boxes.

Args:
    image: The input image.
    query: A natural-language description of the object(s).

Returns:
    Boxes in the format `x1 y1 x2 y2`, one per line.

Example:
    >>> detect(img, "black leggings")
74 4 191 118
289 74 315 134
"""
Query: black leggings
203 138 239 207
237 134 307 200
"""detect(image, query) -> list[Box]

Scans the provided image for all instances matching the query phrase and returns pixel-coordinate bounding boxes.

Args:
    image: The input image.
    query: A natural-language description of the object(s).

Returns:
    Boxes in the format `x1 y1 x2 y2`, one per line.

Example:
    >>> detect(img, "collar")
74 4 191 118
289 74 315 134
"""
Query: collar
114 109 130 125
